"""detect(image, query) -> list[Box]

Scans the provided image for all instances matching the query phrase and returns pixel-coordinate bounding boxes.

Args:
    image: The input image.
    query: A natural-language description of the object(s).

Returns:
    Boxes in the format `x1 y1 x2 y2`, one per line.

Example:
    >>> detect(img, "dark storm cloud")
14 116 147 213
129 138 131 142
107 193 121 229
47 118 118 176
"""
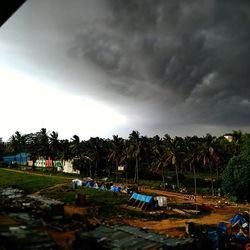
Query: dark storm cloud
71 0 250 128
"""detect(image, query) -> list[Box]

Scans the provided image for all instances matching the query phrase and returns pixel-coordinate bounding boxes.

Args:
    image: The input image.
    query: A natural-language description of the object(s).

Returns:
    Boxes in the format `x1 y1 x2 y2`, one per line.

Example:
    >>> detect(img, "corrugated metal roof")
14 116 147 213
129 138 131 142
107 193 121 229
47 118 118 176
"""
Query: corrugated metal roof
76 224 192 249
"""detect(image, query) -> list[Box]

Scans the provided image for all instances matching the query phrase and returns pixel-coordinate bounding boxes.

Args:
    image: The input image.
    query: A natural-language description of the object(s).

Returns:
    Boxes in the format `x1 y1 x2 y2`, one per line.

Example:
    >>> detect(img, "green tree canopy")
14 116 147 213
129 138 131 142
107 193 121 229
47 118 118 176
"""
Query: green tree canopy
222 134 250 202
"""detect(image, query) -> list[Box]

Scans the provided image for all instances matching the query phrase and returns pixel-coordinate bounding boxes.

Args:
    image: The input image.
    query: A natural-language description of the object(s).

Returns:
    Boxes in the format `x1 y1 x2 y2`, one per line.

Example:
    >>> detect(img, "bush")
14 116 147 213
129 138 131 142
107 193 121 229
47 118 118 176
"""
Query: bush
222 154 250 202
0 161 8 167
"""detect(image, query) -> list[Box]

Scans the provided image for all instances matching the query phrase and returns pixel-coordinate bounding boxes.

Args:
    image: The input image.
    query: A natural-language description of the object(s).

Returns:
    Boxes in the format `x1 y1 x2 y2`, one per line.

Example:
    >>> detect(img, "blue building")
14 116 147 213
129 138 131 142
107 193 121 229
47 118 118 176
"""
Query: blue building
2 152 30 165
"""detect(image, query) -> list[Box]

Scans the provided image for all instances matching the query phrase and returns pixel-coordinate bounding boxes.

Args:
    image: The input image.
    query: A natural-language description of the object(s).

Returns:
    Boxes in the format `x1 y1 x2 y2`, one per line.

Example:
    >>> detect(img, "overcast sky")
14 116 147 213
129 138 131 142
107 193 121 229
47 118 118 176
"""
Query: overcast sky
1 0 250 141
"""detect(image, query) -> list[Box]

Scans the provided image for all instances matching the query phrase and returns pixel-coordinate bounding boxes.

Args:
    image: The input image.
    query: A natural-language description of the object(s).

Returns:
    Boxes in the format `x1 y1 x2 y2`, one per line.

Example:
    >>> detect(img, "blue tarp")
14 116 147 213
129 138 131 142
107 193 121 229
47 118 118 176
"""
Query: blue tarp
229 214 248 241
99 185 107 191
218 222 227 236
208 230 219 248
2 152 30 165
110 185 121 192
85 181 95 188
229 214 247 227
15 153 30 165
2 155 16 165
84 181 99 188
131 192 154 204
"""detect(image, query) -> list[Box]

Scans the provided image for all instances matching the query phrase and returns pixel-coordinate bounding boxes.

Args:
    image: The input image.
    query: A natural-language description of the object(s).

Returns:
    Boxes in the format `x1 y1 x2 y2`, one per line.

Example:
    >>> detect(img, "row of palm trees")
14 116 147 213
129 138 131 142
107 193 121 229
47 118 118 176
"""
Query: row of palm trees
0 129 244 194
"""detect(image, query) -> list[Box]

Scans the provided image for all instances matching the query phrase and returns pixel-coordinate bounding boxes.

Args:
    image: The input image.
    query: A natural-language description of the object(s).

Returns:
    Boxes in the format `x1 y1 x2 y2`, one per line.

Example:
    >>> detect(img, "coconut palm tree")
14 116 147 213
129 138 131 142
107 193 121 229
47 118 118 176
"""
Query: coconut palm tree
70 135 81 157
49 131 60 160
70 135 91 175
128 131 141 185
8 131 26 155
149 135 165 183
59 139 71 160
195 134 219 196
232 130 243 155
0 138 5 158
36 128 50 158
87 137 105 178
160 136 185 189
185 135 203 195
108 135 124 181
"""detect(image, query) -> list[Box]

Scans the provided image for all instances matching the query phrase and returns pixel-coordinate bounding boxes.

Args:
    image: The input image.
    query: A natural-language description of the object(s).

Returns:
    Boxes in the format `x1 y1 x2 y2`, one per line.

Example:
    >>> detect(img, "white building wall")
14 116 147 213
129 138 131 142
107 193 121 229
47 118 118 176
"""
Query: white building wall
63 160 80 174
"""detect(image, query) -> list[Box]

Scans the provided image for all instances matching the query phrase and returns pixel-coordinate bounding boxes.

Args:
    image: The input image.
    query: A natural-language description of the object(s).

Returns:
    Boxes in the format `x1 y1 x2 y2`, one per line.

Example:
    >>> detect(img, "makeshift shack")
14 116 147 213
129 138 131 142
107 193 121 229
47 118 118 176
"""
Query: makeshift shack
129 193 155 210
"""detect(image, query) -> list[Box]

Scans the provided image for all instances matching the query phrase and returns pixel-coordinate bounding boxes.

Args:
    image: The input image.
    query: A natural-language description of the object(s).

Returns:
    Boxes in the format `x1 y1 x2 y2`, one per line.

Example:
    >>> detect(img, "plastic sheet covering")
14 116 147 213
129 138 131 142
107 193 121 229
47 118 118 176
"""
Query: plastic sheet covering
72 179 83 189
131 192 153 204
229 214 247 227
2 152 30 165
208 230 219 248
110 185 121 192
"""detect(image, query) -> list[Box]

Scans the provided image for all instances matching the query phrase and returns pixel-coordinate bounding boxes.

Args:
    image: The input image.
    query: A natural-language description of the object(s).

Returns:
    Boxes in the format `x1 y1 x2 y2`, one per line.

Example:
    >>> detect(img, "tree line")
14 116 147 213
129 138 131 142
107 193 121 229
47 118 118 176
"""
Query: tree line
0 129 249 201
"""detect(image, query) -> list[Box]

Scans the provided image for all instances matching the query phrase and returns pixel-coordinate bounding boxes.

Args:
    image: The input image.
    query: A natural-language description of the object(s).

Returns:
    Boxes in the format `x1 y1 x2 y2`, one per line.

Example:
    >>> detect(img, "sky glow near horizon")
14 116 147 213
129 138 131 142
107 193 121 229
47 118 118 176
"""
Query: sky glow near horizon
1 0 250 141
0 66 127 141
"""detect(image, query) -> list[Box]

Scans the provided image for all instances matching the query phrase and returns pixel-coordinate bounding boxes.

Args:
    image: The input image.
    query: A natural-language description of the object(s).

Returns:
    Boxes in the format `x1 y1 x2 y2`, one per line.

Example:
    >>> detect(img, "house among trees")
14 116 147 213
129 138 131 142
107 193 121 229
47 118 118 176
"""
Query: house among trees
62 160 80 174
224 134 233 142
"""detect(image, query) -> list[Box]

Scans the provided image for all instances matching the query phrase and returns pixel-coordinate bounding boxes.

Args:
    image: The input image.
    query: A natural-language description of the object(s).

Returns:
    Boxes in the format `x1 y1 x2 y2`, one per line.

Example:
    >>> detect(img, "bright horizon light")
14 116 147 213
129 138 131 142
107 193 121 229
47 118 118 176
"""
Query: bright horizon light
0 66 127 141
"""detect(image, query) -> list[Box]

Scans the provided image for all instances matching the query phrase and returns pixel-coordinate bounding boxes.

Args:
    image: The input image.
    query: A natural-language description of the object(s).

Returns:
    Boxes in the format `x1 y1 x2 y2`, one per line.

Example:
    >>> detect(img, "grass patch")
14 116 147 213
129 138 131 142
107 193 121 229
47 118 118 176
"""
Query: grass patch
0 168 69 193
39 185 131 219
40 185 129 205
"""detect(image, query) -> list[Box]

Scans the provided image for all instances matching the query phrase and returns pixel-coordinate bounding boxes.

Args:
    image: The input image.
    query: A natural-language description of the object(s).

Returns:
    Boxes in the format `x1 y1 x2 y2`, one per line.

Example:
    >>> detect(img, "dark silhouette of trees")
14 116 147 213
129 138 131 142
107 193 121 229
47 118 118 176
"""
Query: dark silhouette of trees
128 131 141 185
108 135 124 181
2 128 249 198
222 134 250 201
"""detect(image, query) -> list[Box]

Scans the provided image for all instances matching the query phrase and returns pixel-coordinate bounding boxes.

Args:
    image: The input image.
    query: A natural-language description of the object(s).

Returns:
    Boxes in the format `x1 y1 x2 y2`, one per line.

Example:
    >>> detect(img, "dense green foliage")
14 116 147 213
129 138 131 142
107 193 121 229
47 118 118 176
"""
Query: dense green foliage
222 135 250 201
222 155 250 202
1 129 248 197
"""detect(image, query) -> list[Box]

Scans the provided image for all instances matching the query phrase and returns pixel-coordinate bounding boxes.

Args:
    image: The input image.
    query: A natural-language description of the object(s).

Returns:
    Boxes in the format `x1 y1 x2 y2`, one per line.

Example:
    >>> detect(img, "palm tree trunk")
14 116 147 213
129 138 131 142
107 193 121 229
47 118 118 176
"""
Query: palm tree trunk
216 165 219 179
162 164 165 186
134 160 137 184
94 160 98 177
209 163 214 196
115 160 118 182
193 164 197 195
175 164 180 189
89 161 92 178
134 157 139 185
136 157 139 186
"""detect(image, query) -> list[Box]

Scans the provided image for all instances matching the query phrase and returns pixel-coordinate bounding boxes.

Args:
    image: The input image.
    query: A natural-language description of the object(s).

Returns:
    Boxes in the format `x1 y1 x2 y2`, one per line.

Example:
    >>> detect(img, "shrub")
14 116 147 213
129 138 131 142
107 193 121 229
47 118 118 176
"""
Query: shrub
222 154 250 202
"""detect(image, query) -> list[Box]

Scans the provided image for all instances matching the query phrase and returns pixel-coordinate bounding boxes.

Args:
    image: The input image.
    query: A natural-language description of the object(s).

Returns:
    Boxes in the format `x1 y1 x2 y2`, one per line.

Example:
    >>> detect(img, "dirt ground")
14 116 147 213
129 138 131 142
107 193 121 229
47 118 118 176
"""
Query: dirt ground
120 207 239 237
2 169 249 247
119 187 250 237
59 185 249 240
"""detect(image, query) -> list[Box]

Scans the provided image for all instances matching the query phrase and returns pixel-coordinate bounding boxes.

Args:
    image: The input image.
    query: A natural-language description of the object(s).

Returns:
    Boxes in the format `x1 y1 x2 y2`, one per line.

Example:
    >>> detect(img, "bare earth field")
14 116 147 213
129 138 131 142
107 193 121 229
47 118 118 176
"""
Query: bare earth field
110 187 248 237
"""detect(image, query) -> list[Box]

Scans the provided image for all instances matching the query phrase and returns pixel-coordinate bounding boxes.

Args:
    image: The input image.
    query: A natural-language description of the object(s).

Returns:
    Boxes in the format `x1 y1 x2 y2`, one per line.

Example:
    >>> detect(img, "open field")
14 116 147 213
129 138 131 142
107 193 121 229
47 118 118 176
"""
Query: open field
0 168 71 193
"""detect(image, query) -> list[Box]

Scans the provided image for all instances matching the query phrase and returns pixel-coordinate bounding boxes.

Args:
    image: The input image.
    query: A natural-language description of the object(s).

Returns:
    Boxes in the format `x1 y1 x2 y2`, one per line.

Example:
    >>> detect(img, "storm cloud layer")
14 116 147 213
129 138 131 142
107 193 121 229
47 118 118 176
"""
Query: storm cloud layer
70 0 250 130
1 0 250 138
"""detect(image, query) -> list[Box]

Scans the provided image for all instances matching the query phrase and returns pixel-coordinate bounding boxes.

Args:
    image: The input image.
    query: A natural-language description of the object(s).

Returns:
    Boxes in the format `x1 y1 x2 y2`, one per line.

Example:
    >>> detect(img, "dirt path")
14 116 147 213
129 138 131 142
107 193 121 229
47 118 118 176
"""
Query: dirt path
139 186 222 205
33 183 69 196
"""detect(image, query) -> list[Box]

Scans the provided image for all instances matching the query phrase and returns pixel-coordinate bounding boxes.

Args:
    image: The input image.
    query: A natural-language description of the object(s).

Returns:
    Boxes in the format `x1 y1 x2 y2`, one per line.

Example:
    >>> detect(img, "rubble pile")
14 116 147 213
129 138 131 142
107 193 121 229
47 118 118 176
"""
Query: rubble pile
0 188 66 249
0 188 64 219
